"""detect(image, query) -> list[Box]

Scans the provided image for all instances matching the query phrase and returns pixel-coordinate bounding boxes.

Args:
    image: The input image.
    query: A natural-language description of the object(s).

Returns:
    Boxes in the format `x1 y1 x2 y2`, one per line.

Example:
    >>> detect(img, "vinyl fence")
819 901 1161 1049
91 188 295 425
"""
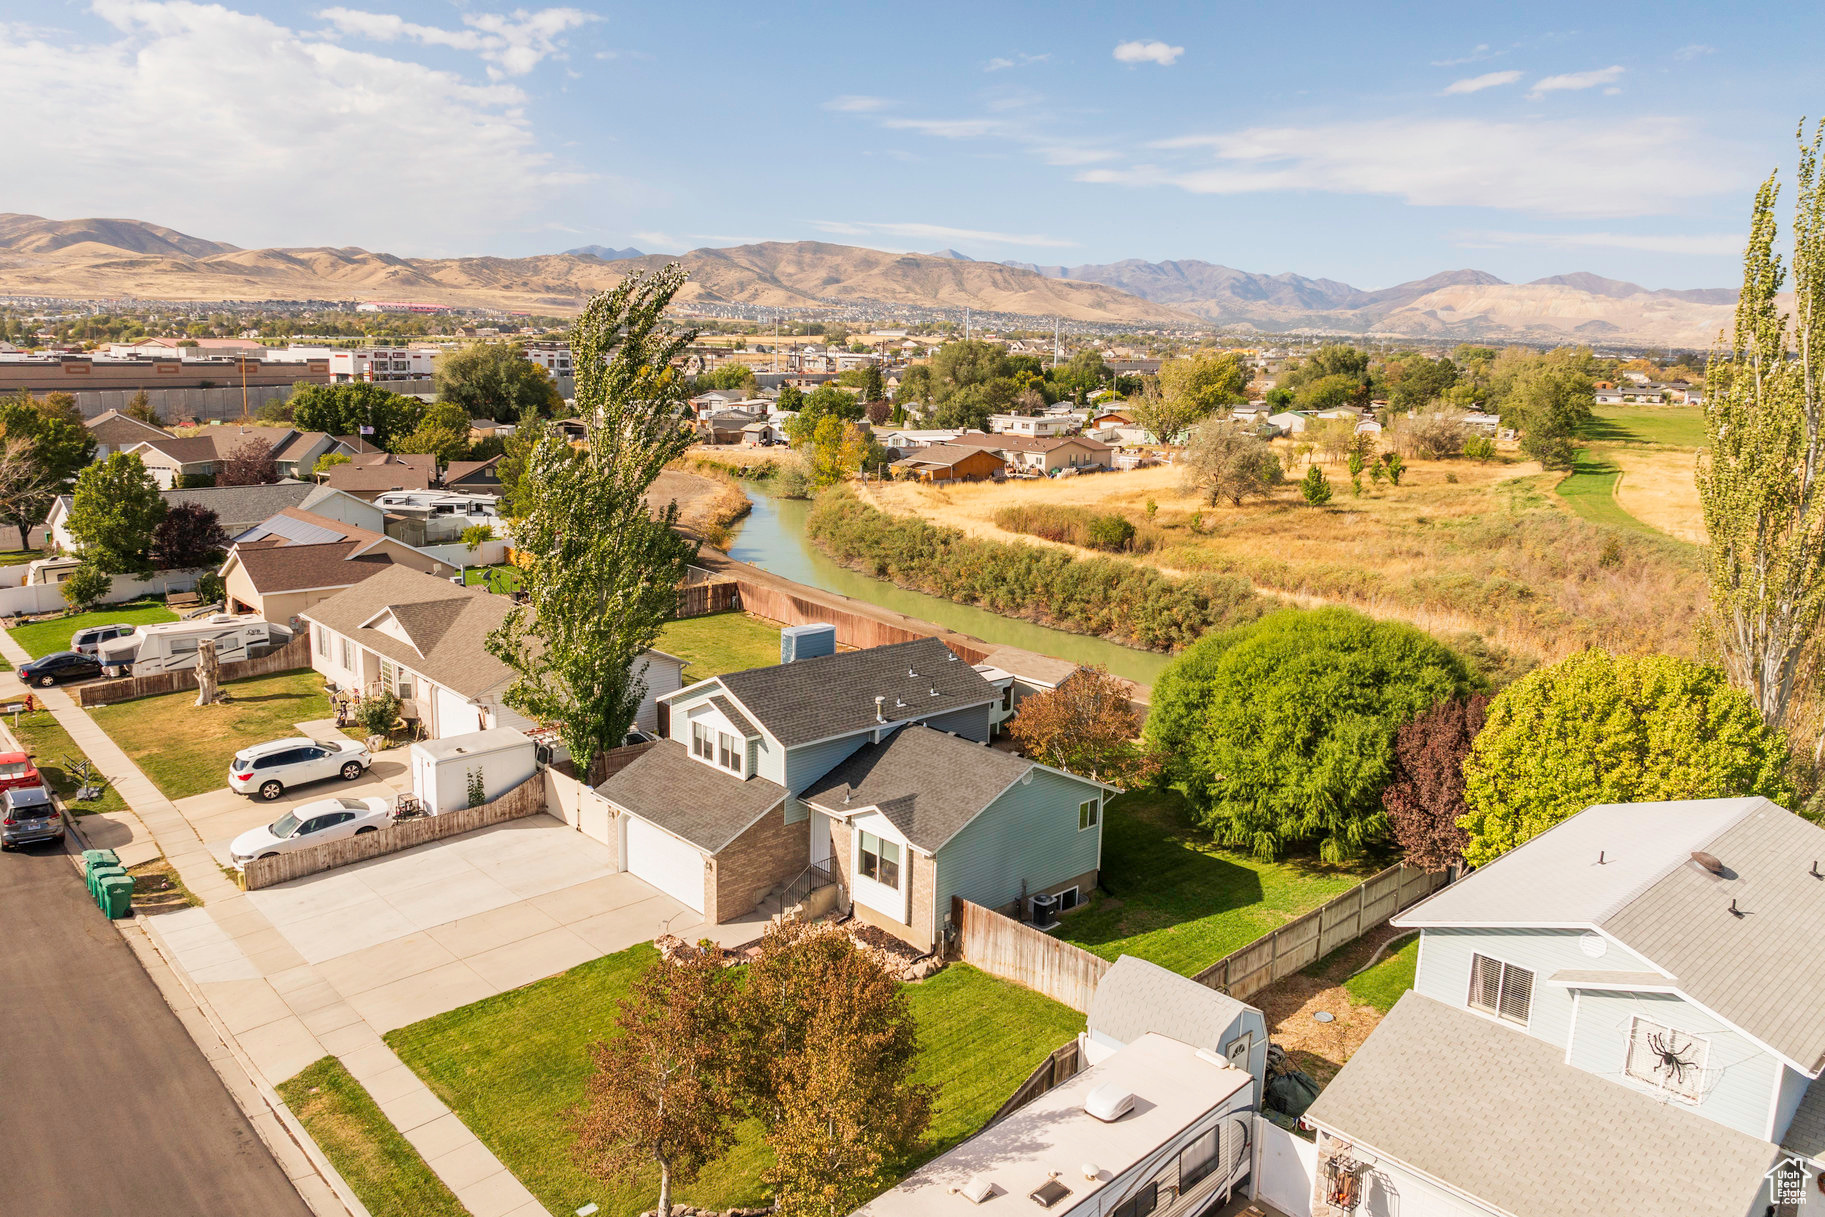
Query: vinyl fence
242 771 548 889
0 570 202 618
1189 862 1447 1001
75 634 312 707
951 896 1112 1013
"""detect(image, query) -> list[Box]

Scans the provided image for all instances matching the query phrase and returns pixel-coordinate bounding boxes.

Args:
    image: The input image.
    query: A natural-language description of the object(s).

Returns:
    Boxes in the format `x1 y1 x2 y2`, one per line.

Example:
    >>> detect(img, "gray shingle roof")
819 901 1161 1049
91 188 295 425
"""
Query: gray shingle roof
1399 797 1825 1071
797 724 1030 852
595 740 787 854
713 637 994 748
1306 992 1779 1217
1783 1076 1825 1163
1087 955 1257 1054
165 481 316 530
708 695 759 739
300 564 517 698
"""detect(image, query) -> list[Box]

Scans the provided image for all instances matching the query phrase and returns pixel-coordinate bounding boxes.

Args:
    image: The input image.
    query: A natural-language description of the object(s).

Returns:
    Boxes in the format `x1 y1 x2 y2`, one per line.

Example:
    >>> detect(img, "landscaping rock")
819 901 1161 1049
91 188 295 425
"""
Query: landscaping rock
901 954 947 982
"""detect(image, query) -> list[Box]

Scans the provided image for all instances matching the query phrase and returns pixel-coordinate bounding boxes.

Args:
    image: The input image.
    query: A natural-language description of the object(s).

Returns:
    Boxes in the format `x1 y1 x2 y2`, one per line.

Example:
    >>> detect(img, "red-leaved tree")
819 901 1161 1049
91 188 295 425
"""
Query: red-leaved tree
1382 693 1490 870
150 502 229 570
218 438 278 486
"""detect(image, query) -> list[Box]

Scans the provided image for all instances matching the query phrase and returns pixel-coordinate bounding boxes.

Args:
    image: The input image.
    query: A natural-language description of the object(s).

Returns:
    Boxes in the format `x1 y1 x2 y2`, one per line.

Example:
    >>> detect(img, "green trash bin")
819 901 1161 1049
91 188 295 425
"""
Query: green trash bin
88 864 126 900
98 874 134 919
82 849 120 877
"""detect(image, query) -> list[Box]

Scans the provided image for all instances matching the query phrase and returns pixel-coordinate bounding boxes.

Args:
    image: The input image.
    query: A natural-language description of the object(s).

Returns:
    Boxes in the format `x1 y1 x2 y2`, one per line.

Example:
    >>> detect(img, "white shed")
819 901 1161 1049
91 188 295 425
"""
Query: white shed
1085 955 1270 1105
410 728 537 814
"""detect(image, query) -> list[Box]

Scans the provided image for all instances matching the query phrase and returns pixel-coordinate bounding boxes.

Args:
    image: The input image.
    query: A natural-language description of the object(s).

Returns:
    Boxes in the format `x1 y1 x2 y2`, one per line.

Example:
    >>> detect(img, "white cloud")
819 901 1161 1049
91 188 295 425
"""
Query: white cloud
1673 43 1715 61
316 6 597 78
0 2 594 253
823 93 891 112
1113 39 1183 66
1454 229 1745 256
1442 69 1523 95
1431 43 1494 66
812 221 1076 249
986 51 1049 72
1527 64 1625 98
1094 116 1737 218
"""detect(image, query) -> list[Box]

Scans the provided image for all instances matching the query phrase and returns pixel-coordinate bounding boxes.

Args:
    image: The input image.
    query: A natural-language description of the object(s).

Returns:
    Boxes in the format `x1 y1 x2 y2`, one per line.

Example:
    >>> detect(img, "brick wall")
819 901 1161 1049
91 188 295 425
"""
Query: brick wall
707 803 808 924
828 817 937 953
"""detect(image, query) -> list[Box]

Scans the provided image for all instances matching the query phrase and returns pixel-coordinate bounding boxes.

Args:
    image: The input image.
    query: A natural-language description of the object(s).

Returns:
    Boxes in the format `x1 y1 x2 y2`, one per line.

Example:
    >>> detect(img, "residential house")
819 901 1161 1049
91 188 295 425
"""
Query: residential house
467 418 516 442
596 636 1112 937
987 413 1081 438
949 432 1114 475
1089 410 1133 430
890 443 1004 484
1304 796 1819 1217
303 564 682 740
1313 405 1365 422
121 425 376 486
1267 410 1311 435
86 408 170 459
856 956 1261 1217
687 389 759 419
321 453 437 499
219 509 454 621
442 456 503 493
1230 402 1275 425
876 428 965 454
698 409 766 445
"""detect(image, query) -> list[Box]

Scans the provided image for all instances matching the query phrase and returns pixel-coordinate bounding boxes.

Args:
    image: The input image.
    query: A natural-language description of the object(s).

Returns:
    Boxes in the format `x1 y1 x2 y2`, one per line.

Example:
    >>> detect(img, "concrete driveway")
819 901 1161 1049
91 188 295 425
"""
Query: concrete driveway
152 813 702 1033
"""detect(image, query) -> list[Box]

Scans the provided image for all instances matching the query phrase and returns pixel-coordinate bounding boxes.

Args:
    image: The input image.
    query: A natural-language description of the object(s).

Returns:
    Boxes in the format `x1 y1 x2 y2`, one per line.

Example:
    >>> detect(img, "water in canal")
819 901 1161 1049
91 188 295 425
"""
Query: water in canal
725 489 1172 687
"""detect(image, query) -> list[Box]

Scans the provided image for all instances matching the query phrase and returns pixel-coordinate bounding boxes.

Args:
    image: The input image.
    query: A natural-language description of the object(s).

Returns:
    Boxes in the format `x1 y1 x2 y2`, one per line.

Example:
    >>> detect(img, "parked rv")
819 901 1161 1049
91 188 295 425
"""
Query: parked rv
97 615 292 678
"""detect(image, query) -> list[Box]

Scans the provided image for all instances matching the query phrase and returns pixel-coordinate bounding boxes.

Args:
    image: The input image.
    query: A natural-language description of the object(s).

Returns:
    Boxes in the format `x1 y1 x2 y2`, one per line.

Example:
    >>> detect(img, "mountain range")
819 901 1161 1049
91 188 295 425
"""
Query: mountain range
0 212 1737 345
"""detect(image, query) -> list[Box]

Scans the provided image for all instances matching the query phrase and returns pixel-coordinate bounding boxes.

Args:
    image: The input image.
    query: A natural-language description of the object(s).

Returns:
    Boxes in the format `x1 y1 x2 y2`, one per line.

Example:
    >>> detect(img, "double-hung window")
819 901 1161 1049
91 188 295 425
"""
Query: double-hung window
692 721 714 762
858 830 900 890
718 731 741 774
339 637 353 671
1079 798 1100 831
1467 953 1534 1026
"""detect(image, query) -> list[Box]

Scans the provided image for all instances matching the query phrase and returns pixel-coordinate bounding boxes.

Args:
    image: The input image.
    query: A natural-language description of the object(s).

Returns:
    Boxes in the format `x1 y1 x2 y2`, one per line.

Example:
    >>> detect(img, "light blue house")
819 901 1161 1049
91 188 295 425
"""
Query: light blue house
597 634 1114 948
1305 796 1823 1217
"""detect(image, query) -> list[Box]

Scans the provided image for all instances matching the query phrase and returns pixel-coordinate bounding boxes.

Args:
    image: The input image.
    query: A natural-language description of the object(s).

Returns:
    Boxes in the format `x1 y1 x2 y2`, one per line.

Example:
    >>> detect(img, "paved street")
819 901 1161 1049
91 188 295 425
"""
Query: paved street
0 844 311 1217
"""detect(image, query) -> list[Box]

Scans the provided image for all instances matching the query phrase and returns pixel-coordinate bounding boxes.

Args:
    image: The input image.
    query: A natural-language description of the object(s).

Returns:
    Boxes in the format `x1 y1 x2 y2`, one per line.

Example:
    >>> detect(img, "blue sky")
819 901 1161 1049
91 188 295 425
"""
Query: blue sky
1 1 1817 289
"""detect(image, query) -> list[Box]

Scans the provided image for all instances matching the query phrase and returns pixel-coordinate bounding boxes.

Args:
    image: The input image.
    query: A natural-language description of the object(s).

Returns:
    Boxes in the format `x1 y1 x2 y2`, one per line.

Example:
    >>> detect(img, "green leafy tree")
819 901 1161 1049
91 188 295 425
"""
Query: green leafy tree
1385 354 1459 413
1696 124 1825 736
0 395 97 549
68 453 166 575
1512 363 1593 470
61 563 111 611
1463 433 1496 462
775 382 805 413
785 385 865 447
892 364 932 409
1461 650 1795 867
694 364 758 392
496 413 555 518
488 267 699 780
1145 607 1475 859
123 389 163 426
286 382 423 449
1299 373 1365 412
1052 348 1108 403
1183 420 1281 506
435 343 565 422
1157 351 1247 418
395 401 473 465
1300 464 1333 506
313 452 351 477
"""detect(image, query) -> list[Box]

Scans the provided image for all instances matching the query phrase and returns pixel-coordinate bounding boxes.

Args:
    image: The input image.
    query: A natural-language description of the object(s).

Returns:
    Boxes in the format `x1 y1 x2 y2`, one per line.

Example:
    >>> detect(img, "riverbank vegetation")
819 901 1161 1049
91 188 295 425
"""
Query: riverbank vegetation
807 488 1261 651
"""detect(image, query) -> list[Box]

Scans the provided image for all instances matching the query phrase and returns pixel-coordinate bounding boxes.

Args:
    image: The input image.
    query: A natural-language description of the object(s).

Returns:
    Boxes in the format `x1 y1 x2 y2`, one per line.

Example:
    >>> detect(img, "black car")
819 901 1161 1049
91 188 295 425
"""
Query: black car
19 650 102 688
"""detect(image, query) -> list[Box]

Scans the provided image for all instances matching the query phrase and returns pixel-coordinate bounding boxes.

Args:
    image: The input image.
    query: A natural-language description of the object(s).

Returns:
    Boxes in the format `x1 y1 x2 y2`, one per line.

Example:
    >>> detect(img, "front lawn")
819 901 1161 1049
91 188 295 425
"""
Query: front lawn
1055 790 1380 976
1342 936 1419 1014
386 946 1079 1216
8 709 129 816
277 1057 468 1217
87 670 332 800
461 563 523 594
8 600 178 660
658 611 782 680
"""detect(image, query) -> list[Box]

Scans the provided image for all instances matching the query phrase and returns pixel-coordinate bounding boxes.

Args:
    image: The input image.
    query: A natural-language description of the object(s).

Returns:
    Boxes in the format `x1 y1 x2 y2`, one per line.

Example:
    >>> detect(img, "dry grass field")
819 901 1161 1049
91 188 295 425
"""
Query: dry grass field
1609 447 1705 543
867 445 1708 666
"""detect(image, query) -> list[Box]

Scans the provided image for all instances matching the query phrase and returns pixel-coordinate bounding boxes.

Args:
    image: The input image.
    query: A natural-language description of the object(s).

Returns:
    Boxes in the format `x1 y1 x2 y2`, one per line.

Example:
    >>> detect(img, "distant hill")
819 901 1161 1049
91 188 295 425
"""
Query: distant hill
927 248 976 261
0 213 237 259
564 244 649 261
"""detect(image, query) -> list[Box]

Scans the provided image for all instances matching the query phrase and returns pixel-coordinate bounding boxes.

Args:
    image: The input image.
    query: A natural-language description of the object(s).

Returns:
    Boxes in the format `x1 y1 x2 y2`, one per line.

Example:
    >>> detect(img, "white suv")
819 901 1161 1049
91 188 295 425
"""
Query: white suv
228 737 372 801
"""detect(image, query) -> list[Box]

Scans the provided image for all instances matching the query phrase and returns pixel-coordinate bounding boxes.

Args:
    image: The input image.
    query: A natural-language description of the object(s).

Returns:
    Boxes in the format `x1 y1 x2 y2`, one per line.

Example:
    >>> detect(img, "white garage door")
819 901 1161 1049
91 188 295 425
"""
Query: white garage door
624 815 705 912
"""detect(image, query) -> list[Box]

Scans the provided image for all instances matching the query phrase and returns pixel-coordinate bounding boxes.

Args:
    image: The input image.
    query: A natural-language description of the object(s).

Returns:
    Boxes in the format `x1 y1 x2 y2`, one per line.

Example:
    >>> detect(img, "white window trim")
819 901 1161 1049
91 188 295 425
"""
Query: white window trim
851 824 912 925
1465 951 1534 1031
1055 884 1080 911
1079 797 1100 832
1623 1014 1709 1105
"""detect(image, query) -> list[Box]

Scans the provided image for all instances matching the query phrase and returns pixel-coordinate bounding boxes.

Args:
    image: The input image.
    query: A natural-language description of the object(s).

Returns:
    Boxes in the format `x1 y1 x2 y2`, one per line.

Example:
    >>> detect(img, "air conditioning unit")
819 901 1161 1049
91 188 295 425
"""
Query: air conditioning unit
1030 891 1061 930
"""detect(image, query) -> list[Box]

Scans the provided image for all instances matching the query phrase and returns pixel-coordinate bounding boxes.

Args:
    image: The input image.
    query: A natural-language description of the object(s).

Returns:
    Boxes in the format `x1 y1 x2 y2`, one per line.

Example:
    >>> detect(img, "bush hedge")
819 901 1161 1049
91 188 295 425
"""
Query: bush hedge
806 490 1261 650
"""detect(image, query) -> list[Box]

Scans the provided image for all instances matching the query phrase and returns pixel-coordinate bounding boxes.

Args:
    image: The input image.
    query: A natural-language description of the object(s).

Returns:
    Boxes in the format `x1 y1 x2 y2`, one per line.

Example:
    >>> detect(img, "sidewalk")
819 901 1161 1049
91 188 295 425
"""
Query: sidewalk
0 626 547 1217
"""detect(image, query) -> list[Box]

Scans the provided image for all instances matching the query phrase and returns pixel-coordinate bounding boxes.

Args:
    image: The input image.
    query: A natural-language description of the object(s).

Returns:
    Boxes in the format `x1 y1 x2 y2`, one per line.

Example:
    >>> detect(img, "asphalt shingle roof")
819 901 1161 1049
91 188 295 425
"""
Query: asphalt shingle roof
595 740 787 854
299 565 516 698
1306 992 1779 1217
713 637 994 748
164 481 316 530
797 724 1030 852
232 542 394 595
708 695 759 738
1087 955 1256 1054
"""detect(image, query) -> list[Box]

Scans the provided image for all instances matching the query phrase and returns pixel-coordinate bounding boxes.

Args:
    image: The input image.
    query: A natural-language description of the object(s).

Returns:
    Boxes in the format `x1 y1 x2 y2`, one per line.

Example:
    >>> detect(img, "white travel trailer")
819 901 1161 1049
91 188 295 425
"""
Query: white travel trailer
97 615 292 678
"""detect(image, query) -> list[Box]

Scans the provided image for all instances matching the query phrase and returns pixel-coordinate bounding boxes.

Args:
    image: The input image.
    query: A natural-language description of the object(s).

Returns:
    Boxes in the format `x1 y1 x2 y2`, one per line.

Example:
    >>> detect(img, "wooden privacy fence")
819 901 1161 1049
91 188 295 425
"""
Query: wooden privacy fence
243 772 548 889
675 578 741 619
952 896 1111 1013
988 1040 1081 1127
1191 862 1446 1001
76 633 312 707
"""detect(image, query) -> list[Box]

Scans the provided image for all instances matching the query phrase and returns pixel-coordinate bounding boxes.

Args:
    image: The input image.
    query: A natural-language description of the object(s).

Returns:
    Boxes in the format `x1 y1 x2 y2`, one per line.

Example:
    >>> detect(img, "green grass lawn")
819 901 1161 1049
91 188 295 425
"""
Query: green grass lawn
386 946 1080 1216
1583 404 1707 449
0 549 37 567
1554 449 1666 535
87 670 332 800
1342 937 1419 1013
461 563 523 594
277 1057 468 1217
658 611 782 680
8 600 178 660
6 709 130 816
1055 790 1379 976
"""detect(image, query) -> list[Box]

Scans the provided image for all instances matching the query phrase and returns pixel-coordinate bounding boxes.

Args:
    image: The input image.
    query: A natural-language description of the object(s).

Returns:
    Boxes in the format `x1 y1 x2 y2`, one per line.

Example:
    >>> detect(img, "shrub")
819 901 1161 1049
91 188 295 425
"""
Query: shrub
1461 649 1795 867
1463 434 1496 462
993 504 1161 554
808 490 1259 651
1300 465 1333 506
194 571 226 605
61 564 111 611
1145 606 1478 859
1383 694 1489 870
1083 513 1136 552
355 690 402 739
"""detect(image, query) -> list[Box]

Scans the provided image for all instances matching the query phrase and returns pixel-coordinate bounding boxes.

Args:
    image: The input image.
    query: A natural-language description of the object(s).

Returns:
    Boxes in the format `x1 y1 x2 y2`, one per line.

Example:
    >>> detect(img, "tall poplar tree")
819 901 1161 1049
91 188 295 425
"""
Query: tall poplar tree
488 267 699 777
1697 123 1825 737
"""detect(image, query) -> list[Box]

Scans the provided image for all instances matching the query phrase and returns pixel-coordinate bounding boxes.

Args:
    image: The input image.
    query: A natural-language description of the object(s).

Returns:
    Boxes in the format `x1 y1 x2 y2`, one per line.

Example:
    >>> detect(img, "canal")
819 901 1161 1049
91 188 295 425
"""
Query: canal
726 489 1173 686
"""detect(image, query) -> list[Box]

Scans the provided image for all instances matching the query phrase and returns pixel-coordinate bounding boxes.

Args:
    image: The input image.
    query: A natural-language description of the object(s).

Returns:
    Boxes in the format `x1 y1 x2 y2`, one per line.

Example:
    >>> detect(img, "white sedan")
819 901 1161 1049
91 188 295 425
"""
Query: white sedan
229 796 393 868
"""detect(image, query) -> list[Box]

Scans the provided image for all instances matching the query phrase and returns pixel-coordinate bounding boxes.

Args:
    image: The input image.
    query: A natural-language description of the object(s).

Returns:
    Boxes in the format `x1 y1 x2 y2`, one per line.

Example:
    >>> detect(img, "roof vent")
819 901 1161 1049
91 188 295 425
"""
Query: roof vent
949 1176 997 1205
1084 1083 1135 1122
907 667 919 678
1691 850 1726 876
1029 1176 1072 1208
874 695 885 723
930 686 939 697
948 651 959 661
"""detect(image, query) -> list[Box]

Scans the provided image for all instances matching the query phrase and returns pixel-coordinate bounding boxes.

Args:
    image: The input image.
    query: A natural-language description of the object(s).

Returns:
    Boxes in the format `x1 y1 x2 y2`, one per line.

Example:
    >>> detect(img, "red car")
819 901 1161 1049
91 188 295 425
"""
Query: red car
0 752 41 795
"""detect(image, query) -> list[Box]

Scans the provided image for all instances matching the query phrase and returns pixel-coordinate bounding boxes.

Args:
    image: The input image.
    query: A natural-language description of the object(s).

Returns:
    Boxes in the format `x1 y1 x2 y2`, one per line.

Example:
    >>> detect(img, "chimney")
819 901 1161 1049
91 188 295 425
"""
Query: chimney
874 695 885 723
